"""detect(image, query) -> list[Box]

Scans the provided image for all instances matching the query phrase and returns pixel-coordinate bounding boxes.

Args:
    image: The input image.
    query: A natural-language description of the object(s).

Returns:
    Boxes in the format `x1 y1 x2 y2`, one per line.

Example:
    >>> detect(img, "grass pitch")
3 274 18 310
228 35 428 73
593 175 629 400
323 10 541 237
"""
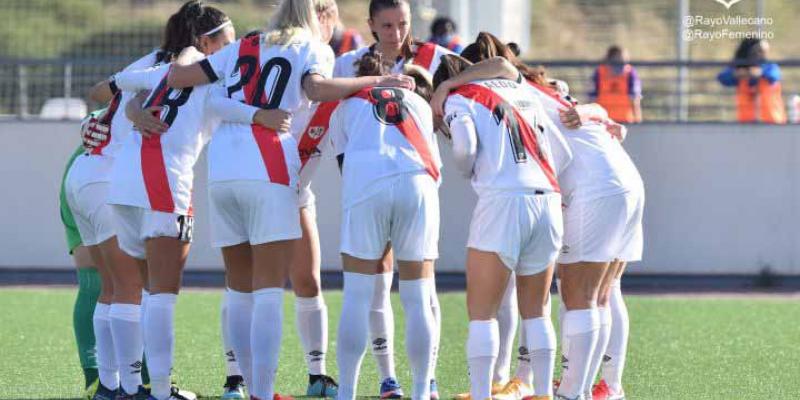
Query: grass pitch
0 288 798 399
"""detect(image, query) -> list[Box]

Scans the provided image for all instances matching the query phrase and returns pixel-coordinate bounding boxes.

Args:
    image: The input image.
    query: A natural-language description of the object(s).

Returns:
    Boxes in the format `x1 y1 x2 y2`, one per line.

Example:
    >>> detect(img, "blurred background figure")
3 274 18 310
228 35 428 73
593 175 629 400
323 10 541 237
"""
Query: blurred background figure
428 16 463 53
591 45 643 123
327 1 364 56
717 39 787 124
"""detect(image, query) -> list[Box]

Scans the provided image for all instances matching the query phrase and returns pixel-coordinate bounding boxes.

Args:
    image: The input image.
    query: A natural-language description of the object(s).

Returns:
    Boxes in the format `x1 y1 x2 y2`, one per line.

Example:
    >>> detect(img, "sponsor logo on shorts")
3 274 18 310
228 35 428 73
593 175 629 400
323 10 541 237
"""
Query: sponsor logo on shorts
561 245 570 255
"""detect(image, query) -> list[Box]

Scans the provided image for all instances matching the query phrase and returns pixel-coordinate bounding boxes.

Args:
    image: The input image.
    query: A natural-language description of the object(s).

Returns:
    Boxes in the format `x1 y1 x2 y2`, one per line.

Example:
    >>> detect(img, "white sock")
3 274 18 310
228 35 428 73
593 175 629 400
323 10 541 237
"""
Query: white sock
226 289 254 387
337 272 376 400
494 277 518 384
221 291 243 377
556 280 568 373
399 279 434 400
514 320 532 386
93 303 119 390
522 317 556 396
584 306 612 394
140 290 150 341
143 294 177 400
109 303 143 394
251 288 284 400
556 308 599 399
516 293 550 385
296 295 329 376
602 280 629 394
370 272 396 381
429 277 441 381
467 320 499 400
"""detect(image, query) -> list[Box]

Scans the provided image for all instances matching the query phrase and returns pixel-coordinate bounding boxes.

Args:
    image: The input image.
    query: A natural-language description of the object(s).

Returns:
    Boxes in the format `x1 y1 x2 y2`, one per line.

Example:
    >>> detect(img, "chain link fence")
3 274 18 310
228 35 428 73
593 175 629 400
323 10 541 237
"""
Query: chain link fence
1 0 798 122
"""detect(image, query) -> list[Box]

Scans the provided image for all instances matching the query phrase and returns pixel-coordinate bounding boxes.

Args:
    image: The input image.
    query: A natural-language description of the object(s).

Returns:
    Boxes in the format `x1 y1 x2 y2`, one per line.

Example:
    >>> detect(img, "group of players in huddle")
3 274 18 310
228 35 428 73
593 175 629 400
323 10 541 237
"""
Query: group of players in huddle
59 1 644 400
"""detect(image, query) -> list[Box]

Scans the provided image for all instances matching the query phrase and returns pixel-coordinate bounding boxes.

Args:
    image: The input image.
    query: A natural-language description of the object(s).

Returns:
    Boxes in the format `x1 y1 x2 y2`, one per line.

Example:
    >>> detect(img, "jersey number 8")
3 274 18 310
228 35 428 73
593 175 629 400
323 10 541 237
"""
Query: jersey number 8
370 88 409 125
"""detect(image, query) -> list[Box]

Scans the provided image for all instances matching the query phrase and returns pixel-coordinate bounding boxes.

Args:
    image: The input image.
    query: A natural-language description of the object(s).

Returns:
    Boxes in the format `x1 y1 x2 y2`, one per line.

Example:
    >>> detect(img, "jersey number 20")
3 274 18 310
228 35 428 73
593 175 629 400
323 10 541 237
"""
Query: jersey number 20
228 56 292 109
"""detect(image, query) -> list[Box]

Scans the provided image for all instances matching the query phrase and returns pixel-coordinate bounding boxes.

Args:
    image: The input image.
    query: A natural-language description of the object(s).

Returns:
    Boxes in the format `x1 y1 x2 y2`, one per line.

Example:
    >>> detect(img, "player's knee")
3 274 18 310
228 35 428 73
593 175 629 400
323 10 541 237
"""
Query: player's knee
291 278 320 297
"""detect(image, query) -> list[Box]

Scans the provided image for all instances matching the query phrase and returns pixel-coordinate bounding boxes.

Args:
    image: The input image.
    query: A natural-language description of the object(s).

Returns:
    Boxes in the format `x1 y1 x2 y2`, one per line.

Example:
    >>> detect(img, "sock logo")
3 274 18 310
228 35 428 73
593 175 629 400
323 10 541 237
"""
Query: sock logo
372 338 388 351
603 354 612 362
226 350 237 362
309 350 324 362
561 355 569 370
517 346 530 362
130 360 143 374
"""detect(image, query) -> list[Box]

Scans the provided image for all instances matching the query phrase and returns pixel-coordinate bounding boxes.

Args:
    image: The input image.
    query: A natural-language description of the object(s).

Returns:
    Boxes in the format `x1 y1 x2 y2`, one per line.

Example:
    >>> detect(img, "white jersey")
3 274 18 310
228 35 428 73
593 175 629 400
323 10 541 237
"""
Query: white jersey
198 32 335 186
107 64 235 215
67 51 160 190
333 42 454 78
444 79 571 197
328 87 442 207
526 80 643 203
293 101 340 193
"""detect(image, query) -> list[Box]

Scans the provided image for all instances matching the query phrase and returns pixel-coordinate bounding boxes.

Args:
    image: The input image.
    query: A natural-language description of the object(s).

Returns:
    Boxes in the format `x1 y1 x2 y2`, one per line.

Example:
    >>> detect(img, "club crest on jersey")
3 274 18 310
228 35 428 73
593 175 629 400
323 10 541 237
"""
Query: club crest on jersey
308 126 325 140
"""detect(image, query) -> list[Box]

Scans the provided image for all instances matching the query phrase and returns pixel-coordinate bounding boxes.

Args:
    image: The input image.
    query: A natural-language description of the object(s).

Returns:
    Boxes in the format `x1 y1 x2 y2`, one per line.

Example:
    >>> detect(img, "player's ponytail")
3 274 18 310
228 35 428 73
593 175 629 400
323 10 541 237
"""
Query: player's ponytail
157 1 230 63
403 64 433 102
461 31 546 86
265 0 321 45
158 1 202 63
432 54 473 90
355 52 394 78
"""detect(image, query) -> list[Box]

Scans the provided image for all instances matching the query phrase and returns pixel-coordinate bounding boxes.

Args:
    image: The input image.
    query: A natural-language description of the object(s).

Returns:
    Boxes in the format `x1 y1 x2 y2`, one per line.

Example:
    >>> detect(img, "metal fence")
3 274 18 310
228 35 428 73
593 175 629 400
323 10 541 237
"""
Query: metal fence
3 57 799 123
1 0 799 122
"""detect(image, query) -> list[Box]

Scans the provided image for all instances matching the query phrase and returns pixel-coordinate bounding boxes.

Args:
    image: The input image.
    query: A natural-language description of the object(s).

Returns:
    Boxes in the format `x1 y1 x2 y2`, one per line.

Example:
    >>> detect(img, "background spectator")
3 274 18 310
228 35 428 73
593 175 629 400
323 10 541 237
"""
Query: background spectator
591 45 643 123
327 1 364 56
428 16 463 53
717 39 786 124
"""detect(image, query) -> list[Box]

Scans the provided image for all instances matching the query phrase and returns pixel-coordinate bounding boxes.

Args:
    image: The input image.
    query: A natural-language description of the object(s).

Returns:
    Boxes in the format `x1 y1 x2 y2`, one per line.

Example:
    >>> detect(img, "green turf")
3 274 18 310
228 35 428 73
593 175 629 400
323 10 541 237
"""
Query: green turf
0 289 798 399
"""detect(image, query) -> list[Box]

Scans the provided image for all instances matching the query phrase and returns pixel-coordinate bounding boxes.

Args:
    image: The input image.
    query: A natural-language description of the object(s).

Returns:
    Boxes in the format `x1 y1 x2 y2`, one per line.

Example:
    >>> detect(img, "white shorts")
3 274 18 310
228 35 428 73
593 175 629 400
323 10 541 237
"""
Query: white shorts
468 192 563 276
299 185 315 210
340 173 439 261
110 205 192 259
64 182 115 246
208 180 301 247
558 190 644 264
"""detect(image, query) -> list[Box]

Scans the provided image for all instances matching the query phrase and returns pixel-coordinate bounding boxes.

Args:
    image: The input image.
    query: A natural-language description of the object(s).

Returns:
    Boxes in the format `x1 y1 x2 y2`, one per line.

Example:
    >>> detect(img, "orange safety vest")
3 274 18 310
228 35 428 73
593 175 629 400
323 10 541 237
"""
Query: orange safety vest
596 64 636 123
736 78 787 124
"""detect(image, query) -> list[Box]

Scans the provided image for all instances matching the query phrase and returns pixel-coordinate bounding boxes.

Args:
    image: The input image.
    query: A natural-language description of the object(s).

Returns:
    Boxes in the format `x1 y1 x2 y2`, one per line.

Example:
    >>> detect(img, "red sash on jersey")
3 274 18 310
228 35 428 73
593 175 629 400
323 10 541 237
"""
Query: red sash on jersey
412 43 437 71
140 77 176 213
452 84 560 192
298 101 339 169
338 29 356 55
526 79 573 109
91 92 122 156
240 35 291 186
351 88 440 181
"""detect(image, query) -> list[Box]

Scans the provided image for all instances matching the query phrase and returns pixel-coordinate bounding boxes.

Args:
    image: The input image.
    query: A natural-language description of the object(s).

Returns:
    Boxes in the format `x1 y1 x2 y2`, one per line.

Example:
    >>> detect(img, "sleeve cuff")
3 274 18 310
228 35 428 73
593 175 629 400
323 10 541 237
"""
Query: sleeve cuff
199 59 219 83
108 79 120 95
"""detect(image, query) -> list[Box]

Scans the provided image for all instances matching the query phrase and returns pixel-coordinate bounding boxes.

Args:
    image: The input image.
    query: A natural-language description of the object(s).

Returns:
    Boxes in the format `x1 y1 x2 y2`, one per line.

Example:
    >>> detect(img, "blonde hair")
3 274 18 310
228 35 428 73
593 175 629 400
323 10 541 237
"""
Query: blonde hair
265 0 321 45
313 0 336 15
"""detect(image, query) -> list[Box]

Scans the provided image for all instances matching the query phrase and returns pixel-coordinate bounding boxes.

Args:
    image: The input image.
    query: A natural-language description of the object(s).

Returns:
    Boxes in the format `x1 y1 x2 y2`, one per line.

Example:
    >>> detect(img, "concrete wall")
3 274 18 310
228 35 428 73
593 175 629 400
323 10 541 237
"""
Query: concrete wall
1 121 799 274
